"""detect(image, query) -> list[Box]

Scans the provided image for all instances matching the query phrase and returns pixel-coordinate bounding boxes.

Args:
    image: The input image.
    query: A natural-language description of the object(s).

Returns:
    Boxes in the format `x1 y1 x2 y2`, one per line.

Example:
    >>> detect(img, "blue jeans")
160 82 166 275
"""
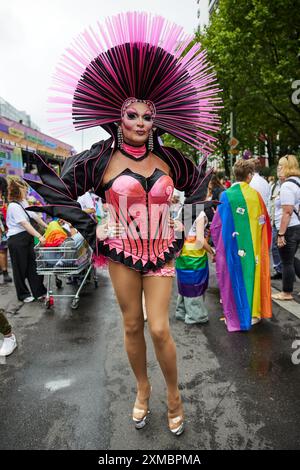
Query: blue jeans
272 226 282 273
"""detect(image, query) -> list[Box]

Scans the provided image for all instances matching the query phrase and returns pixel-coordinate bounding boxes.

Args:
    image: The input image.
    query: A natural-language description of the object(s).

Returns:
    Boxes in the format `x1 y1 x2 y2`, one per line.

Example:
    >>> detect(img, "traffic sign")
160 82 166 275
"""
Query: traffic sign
229 137 239 149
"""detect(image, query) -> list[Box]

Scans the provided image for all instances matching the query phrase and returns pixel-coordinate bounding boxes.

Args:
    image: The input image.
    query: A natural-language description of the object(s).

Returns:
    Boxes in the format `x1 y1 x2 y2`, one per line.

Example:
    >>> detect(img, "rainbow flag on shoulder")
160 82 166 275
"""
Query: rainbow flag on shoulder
211 182 272 332
176 240 209 297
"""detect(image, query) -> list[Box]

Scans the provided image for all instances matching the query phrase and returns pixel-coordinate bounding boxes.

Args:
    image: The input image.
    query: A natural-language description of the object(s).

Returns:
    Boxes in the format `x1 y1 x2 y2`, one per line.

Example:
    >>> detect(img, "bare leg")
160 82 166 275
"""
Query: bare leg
108 261 151 399
0 250 8 271
143 275 183 426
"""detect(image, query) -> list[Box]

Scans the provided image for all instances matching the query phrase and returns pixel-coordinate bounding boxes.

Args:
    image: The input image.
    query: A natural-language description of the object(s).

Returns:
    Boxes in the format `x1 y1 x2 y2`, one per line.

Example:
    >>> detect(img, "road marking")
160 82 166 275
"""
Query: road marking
45 378 73 391
272 287 300 320
0 340 6 365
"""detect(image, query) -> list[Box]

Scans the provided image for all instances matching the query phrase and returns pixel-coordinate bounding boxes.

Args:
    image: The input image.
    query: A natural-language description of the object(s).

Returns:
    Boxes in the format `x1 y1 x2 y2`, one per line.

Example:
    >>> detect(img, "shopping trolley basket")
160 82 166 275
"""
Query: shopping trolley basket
34 238 98 309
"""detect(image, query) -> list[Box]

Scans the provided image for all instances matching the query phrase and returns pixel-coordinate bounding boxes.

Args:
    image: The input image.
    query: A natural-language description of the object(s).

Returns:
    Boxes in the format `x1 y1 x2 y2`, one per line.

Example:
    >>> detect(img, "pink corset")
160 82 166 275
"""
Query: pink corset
101 168 179 272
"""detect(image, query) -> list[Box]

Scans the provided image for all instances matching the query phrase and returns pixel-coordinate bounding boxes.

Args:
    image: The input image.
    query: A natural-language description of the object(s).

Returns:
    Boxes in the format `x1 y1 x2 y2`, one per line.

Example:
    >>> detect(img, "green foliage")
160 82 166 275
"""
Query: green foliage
162 134 199 163
200 0 300 171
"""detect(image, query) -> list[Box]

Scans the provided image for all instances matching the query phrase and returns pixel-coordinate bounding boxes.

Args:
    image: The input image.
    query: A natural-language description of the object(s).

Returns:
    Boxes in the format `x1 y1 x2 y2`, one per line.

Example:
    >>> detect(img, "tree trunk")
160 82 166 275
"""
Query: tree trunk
223 150 230 176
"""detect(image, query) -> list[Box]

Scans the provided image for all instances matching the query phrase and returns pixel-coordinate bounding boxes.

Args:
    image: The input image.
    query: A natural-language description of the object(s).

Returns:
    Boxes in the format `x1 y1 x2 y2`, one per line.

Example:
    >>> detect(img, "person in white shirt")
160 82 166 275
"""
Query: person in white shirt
6 179 47 303
249 159 271 206
272 155 300 300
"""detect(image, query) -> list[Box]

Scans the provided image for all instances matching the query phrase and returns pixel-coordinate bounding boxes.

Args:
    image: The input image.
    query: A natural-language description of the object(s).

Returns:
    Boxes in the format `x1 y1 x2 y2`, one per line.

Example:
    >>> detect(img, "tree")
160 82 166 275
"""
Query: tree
162 134 199 163
200 0 300 171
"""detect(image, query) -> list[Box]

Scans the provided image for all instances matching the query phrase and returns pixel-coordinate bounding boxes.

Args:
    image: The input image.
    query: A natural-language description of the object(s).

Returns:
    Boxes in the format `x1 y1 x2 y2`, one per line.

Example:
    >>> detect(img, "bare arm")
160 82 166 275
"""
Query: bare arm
202 238 214 255
35 215 48 229
28 208 48 229
20 220 46 244
195 215 206 248
278 205 293 234
277 205 293 247
195 215 214 254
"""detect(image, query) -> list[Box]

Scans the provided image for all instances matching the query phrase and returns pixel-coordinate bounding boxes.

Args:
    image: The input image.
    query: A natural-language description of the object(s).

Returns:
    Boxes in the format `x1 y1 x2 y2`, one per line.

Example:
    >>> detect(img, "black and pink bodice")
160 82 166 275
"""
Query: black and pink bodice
25 128 210 274
100 168 180 272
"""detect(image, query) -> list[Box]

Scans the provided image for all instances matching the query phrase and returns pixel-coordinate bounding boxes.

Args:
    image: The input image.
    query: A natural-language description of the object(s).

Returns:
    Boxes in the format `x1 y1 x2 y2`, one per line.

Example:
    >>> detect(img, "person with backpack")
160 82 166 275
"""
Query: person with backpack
272 155 300 301
6 179 47 303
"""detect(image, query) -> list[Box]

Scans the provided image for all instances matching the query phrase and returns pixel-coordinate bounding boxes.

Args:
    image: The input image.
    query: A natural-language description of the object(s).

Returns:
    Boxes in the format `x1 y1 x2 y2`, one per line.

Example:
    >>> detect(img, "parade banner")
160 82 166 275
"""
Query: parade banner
0 116 74 153
0 143 23 177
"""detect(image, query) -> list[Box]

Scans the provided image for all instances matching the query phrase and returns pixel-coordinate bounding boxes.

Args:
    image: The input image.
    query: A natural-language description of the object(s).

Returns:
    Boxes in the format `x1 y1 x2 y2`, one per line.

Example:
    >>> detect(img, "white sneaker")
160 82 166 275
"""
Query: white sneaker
23 296 35 303
0 334 17 356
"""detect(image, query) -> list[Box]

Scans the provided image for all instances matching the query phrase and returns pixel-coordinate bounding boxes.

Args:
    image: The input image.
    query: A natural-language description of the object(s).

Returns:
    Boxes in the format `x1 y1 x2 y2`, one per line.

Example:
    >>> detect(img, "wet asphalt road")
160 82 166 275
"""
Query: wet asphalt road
0 268 300 450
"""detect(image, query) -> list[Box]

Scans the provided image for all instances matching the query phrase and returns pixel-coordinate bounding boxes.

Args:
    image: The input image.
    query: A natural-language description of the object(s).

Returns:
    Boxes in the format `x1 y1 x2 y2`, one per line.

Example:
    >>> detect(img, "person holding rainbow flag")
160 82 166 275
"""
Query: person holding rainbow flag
211 159 272 332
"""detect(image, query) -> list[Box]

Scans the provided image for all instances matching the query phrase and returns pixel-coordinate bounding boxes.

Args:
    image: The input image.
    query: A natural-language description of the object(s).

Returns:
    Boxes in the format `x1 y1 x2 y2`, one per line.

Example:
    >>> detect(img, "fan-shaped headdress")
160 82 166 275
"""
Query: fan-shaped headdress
49 11 221 154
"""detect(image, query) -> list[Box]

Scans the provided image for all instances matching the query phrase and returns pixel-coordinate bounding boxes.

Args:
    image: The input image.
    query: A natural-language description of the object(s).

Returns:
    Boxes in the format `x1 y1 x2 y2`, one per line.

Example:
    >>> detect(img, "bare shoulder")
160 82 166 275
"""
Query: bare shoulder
150 152 171 176
102 150 124 185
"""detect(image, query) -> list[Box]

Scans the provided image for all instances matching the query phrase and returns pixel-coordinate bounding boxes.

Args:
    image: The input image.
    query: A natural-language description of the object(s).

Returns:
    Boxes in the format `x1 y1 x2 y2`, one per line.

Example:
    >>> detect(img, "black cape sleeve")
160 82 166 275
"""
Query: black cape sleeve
24 139 112 250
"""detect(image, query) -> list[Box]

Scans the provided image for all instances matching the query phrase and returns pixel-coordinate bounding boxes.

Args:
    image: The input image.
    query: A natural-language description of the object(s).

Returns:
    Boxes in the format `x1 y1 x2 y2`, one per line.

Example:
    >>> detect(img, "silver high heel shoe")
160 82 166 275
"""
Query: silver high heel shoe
168 397 185 436
132 386 152 429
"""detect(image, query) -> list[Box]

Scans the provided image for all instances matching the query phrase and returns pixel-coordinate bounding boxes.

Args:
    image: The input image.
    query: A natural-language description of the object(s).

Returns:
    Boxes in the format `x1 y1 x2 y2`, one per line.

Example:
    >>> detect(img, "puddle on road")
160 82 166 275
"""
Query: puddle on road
45 378 73 392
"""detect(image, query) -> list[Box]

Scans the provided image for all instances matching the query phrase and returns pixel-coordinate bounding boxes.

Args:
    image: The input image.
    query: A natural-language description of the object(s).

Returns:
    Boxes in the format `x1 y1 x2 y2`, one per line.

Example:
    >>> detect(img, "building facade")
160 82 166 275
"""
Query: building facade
0 97 40 131
196 0 219 30
0 97 75 180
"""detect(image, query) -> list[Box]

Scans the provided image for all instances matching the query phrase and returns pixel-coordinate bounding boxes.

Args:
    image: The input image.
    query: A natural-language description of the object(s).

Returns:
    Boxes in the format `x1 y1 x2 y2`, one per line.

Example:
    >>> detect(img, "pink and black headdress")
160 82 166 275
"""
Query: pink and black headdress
49 11 221 154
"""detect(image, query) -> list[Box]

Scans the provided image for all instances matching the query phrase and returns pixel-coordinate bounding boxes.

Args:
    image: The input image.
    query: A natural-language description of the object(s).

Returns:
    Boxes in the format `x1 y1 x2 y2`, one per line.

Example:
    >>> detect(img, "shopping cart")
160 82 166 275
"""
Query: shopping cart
34 238 98 309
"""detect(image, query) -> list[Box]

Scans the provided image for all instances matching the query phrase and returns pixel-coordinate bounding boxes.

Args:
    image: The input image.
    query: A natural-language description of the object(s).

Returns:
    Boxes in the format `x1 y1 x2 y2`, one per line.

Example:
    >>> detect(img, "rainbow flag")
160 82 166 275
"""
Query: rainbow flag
210 182 272 332
176 241 209 297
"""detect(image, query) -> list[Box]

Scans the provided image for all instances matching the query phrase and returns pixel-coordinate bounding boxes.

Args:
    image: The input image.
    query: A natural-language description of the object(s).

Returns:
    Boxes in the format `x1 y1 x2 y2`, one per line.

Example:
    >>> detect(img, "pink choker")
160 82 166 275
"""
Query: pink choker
120 142 149 161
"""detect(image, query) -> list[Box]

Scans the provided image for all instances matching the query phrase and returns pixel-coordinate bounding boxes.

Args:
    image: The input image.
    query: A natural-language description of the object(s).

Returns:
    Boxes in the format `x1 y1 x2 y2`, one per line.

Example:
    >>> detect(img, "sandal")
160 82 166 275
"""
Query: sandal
272 292 293 301
132 386 151 429
168 395 184 436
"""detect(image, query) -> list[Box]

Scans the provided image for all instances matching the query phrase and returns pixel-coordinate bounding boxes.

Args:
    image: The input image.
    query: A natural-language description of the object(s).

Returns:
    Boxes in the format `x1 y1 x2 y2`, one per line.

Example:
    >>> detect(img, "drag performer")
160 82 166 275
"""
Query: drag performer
26 12 221 435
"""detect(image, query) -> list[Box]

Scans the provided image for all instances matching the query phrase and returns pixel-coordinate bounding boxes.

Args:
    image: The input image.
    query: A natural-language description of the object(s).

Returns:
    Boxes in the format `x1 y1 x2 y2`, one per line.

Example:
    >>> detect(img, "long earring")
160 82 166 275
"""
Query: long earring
148 129 154 151
117 126 124 149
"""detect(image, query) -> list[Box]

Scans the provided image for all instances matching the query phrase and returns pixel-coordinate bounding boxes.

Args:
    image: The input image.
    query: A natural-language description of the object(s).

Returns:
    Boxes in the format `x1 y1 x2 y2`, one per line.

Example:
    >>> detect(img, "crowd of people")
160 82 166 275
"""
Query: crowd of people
1 11 300 437
1 155 299 381
1 154 300 418
0 175 104 356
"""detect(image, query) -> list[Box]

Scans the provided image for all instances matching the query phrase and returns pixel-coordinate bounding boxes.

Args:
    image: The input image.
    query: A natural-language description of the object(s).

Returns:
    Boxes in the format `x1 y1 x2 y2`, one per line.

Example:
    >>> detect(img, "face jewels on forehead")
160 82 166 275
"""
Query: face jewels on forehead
121 98 156 119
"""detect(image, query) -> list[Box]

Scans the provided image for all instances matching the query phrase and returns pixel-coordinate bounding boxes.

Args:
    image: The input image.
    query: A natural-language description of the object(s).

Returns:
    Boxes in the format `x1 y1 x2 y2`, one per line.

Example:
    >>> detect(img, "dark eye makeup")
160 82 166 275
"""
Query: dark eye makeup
126 112 153 121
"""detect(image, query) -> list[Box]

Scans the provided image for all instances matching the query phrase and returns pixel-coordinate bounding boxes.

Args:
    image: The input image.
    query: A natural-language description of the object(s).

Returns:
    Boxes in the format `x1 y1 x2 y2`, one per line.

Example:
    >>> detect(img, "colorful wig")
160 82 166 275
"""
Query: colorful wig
49 11 221 154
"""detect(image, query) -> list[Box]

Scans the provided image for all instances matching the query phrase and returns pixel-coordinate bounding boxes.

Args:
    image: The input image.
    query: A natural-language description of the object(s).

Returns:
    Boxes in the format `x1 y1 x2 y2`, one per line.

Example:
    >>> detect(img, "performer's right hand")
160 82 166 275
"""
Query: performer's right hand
96 222 125 239
96 222 109 240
